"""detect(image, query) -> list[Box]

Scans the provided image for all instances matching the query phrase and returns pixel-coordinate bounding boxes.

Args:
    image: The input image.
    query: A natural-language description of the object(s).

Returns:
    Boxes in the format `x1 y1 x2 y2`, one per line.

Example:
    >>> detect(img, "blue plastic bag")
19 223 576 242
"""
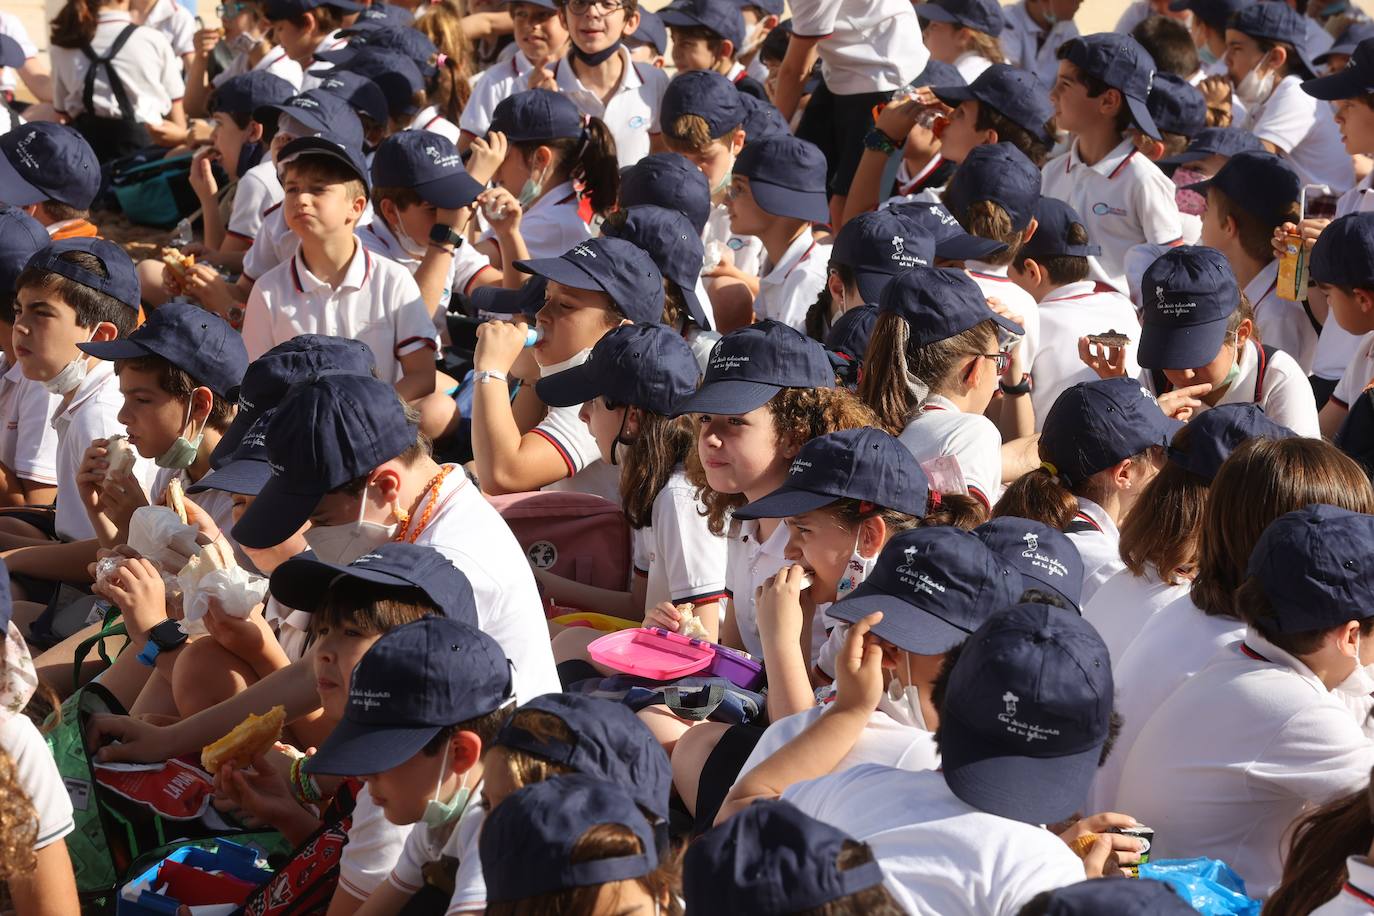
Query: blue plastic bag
1139 858 1262 916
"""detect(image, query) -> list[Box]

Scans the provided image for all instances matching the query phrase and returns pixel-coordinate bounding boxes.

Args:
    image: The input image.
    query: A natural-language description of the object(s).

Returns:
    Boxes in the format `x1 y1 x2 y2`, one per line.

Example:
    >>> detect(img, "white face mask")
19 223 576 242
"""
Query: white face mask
876 653 928 730
1235 59 1277 106
392 220 428 259
538 348 591 377
834 531 876 600
42 328 97 395
229 28 264 54
303 481 398 565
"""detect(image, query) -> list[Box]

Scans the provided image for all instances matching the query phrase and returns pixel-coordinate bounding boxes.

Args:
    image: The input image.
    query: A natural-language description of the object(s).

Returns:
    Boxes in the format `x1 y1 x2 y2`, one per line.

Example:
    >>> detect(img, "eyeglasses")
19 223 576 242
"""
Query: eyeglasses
216 2 248 16
979 351 1011 374
564 0 629 14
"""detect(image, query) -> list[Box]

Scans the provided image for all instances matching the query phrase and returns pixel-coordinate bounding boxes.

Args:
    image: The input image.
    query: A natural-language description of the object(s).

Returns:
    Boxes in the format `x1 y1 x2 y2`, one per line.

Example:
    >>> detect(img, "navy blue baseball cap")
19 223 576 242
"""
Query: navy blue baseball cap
213 334 377 466
189 409 273 497
886 200 1008 261
278 134 371 193
913 57 964 89
24 238 140 310
932 64 1053 144
1314 22 1374 67
673 320 835 416
942 141 1042 231
332 25 439 78
1167 0 1245 33
1033 879 1194 915
1148 72 1206 138
735 427 931 520
305 616 512 775
471 276 547 320
0 206 50 299
312 69 390 127
516 238 664 325
824 304 877 369
271 541 479 623
315 47 425 118
1139 245 1241 370
661 69 746 139
371 130 483 208
913 0 1003 35
255 90 366 151
491 89 585 141
1305 35 1374 98
659 0 745 47
0 122 100 210
940 602 1113 824
495 693 673 825
830 526 1024 653
630 9 668 55
1247 504 1374 632
80 302 248 398
684 800 885 915
481 776 657 903
1020 197 1100 262
1058 33 1161 140
733 135 829 224
1040 377 1182 487
1229 1 1318 79
1186 150 1299 228
1311 211 1374 290
1167 403 1296 482
352 1 414 28
265 0 364 19
210 71 296 117
1159 126 1265 165
619 153 712 234
0 35 24 70
878 264 1022 344
232 374 418 549
831 210 935 305
600 205 710 328
733 0 782 16
738 92 791 140
537 323 700 415
974 517 1084 609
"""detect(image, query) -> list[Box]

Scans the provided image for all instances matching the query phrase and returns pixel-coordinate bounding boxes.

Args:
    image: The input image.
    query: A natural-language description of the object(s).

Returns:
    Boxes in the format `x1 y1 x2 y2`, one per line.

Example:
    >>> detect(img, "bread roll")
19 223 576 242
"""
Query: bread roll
105 435 137 480
201 705 285 772
166 477 188 524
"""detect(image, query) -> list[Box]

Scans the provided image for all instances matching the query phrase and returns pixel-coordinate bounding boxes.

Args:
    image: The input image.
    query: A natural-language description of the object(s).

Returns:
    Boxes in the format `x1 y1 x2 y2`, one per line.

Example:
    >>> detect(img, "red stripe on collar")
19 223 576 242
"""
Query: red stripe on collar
1107 147 1138 180
1344 881 1374 906
1240 643 1270 663
1072 510 1101 531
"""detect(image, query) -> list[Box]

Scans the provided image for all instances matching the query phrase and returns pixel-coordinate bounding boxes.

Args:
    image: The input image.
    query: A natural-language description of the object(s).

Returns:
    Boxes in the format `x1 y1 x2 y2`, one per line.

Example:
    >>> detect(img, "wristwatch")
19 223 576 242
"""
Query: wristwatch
428 223 464 250
1000 373 1033 397
136 619 188 667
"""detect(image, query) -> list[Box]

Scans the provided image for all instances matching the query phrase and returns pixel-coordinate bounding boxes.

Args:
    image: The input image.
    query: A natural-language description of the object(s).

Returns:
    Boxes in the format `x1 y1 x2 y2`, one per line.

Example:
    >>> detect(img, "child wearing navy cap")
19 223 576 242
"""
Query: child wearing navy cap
860 264 1022 510
1312 212 1374 438
1117 505 1374 895
1041 33 1184 294
468 236 664 500
263 0 358 90
914 0 1005 82
471 88 618 266
458 0 569 150
184 0 302 119
660 0 766 97
0 123 102 240
925 64 1056 169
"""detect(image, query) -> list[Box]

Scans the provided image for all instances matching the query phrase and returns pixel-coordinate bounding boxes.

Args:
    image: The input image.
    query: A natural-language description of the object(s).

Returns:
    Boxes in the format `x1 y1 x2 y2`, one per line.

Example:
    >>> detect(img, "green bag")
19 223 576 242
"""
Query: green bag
109 152 198 228
44 683 289 912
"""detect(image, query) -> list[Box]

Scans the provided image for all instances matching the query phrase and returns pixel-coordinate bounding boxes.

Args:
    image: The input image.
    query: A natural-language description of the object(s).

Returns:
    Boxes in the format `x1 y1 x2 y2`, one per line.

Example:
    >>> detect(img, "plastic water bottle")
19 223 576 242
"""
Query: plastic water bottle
524 326 544 347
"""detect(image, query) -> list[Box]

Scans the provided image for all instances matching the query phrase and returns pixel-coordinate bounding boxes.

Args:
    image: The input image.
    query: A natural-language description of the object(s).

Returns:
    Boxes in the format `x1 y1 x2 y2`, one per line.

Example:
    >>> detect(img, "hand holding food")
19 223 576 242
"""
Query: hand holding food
201 705 286 773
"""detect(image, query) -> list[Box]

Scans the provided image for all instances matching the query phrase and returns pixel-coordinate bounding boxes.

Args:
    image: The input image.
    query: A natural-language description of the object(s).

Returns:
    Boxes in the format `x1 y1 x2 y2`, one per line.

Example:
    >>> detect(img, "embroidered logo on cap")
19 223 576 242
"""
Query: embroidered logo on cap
12 131 41 172
1022 532 1039 553
789 458 812 476
710 352 750 372
571 244 597 258
1002 691 1018 716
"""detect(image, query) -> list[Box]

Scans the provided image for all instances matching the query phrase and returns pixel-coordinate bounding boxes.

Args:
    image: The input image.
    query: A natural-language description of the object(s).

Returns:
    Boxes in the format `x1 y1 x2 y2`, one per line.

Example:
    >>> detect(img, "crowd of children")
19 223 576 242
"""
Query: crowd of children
5 0 1374 912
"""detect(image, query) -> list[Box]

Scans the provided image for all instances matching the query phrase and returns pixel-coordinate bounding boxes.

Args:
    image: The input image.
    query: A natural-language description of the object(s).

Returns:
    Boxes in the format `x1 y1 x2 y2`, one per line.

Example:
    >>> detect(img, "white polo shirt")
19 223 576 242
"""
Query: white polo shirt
0 362 61 487
460 53 533 138
388 791 486 913
1041 140 1183 292
1314 174 1374 382
966 261 1040 377
1000 2 1079 90
1115 630 1374 897
241 204 296 282
241 241 439 384
1092 591 1243 812
212 45 303 90
1331 331 1374 411
1064 496 1121 606
361 216 496 321
899 394 1002 508
788 0 927 95
631 468 728 613
408 106 461 145
50 12 184 124
725 517 789 659
226 160 284 244
1313 858 1374 915
2 713 74 851
533 349 622 505
1031 280 1142 429
0 13 37 96
515 48 668 167
1245 74 1354 193
737 705 940 782
51 360 156 542
141 0 196 57
954 51 993 83
299 31 349 92
784 765 1087 916
338 785 410 902
1082 565 1190 667
704 203 763 281
753 234 829 330
1150 338 1320 437
1247 258 1318 374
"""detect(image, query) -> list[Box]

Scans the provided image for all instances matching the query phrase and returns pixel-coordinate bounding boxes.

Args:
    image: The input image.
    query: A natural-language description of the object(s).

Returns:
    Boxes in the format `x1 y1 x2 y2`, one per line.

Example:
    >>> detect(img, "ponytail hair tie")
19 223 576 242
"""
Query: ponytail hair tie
858 500 876 515
435 52 448 67
927 490 942 510
1039 461 1061 485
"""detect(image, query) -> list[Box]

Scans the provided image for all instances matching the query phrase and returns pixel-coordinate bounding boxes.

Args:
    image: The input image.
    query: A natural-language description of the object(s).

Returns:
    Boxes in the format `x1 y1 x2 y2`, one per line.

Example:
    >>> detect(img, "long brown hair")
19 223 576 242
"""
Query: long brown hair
947 199 1025 267
515 117 620 217
416 0 474 120
1118 425 1208 585
686 387 878 535
1265 770 1374 916
1191 437 1374 619
51 0 105 49
994 447 1162 531
619 410 694 529
857 311 998 435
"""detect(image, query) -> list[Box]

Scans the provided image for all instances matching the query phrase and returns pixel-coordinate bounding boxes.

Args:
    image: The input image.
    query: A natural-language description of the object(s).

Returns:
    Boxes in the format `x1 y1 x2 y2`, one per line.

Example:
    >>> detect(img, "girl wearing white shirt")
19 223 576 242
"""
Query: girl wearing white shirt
1270 776 1374 915
458 0 568 150
188 1 301 117
914 0 1006 83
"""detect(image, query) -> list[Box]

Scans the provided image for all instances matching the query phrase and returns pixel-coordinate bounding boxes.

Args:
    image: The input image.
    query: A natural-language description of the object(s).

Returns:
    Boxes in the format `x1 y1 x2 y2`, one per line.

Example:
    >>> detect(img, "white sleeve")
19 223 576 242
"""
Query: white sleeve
226 173 276 240
451 242 494 296
789 0 840 37
13 381 59 485
735 709 820 780
445 809 487 914
240 285 274 361
391 273 441 356
1259 350 1321 437
170 9 195 56
1132 166 1184 247
241 217 279 281
2 716 74 850
1247 703 1374 804
533 403 600 477
1333 336 1374 408
338 787 411 901
1312 858 1374 915
385 823 433 895
160 37 185 99
651 482 728 604
1251 82 1318 156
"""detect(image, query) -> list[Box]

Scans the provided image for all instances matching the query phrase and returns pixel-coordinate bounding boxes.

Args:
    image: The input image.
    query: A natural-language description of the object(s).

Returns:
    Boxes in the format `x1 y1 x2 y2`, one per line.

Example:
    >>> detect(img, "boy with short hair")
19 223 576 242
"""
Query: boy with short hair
264 0 359 92
1131 12 1198 79
1041 32 1183 294
1309 212 1374 437
0 122 102 239
458 0 569 150
659 0 767 99
1169 0 1245 79
1001 0 1081 90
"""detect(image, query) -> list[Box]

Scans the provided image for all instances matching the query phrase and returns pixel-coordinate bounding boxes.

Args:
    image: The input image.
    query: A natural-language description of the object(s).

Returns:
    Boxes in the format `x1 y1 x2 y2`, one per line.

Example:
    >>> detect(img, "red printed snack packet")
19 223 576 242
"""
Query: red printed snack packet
94 758 215 820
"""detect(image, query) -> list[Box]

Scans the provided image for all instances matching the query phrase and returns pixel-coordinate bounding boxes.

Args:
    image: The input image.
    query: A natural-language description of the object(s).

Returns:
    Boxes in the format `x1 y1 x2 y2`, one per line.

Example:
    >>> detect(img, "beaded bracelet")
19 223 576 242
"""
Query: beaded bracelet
290 754 322 805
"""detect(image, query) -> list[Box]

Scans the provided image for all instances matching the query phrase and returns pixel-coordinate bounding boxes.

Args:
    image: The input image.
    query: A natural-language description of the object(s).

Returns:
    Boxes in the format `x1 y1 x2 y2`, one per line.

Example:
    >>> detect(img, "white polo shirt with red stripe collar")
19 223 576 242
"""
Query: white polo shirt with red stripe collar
898 394 1002 509
361 215 497 321
1314 858 1374 914
241 239 438 384
460 52 534 139
754 232 830 331
1031 280 1143 429
1041 138 1182 293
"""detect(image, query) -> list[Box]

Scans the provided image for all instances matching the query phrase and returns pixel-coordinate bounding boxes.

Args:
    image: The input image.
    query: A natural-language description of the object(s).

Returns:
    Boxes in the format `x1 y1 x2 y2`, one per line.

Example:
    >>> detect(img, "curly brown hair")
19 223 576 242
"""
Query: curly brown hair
0 749 37 885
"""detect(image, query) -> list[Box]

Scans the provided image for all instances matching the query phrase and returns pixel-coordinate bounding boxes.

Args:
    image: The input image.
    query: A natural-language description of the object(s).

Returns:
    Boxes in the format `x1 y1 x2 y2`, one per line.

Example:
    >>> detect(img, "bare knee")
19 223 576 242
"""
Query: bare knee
636 704 696 757
551 626 599 665
671 722 731 816
412 393 461 441
172 639 256 717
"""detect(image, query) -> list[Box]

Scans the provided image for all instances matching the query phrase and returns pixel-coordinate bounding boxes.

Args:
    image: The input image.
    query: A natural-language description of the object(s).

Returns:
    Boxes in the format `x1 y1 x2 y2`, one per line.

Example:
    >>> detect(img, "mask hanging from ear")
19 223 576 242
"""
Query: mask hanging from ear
877 653 928 730
228 28 264 55
156 392 209 469
1235 58 1277 106
1197 43 1218 67
517 163 547 209
834 529 876 599
42 328 98 395
422 744 473 829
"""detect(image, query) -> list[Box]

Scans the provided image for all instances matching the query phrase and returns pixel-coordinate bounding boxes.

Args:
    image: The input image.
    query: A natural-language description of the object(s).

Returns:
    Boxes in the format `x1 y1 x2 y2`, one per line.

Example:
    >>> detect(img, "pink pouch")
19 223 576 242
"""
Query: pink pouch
589 627 715 681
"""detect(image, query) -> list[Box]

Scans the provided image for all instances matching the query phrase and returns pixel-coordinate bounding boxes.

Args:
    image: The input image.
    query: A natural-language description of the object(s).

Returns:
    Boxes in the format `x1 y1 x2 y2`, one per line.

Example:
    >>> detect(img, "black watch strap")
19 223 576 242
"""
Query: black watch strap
428 223 463 249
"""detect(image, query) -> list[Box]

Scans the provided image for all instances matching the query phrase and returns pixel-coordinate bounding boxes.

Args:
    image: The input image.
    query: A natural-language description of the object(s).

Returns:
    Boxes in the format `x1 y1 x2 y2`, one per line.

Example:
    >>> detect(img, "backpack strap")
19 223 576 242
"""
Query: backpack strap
81 24 141 123
1255 344 1277 404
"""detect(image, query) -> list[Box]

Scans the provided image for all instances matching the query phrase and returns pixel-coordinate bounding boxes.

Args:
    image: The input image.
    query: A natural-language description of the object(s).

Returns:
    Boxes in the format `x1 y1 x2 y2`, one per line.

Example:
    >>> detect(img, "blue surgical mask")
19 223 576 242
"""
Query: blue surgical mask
421 745 473 829
1198 44 1218 67
517 165 547 209
155 394 208 469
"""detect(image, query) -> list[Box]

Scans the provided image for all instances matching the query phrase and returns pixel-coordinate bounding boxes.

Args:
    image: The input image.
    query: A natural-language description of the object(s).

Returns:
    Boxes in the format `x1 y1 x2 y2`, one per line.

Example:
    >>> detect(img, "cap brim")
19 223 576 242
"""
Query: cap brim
1157 147 1210 165
829 589 974 654
854 268 900 306
931 83 976 108
304 719 441 776
78 338 153 361
279 140 370 191
940 723 1100 824
912 3 960 23
534 362 603 409
231 477 325 549
1018 573 1080 611
255 102 328 135
657 9 706 29
732 486 836 520
991 312 1024 337
671 379 783 417
1301 68 1369 100
187 458 272 496
270 552 429 612
414 172 484 210
1125 95 1161 141
1183 176 1212 194
515 256 603 295
0 151 45 207
746 179 830 225
679 283 712 331
1137 316 1229 370
934 234 1008 262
